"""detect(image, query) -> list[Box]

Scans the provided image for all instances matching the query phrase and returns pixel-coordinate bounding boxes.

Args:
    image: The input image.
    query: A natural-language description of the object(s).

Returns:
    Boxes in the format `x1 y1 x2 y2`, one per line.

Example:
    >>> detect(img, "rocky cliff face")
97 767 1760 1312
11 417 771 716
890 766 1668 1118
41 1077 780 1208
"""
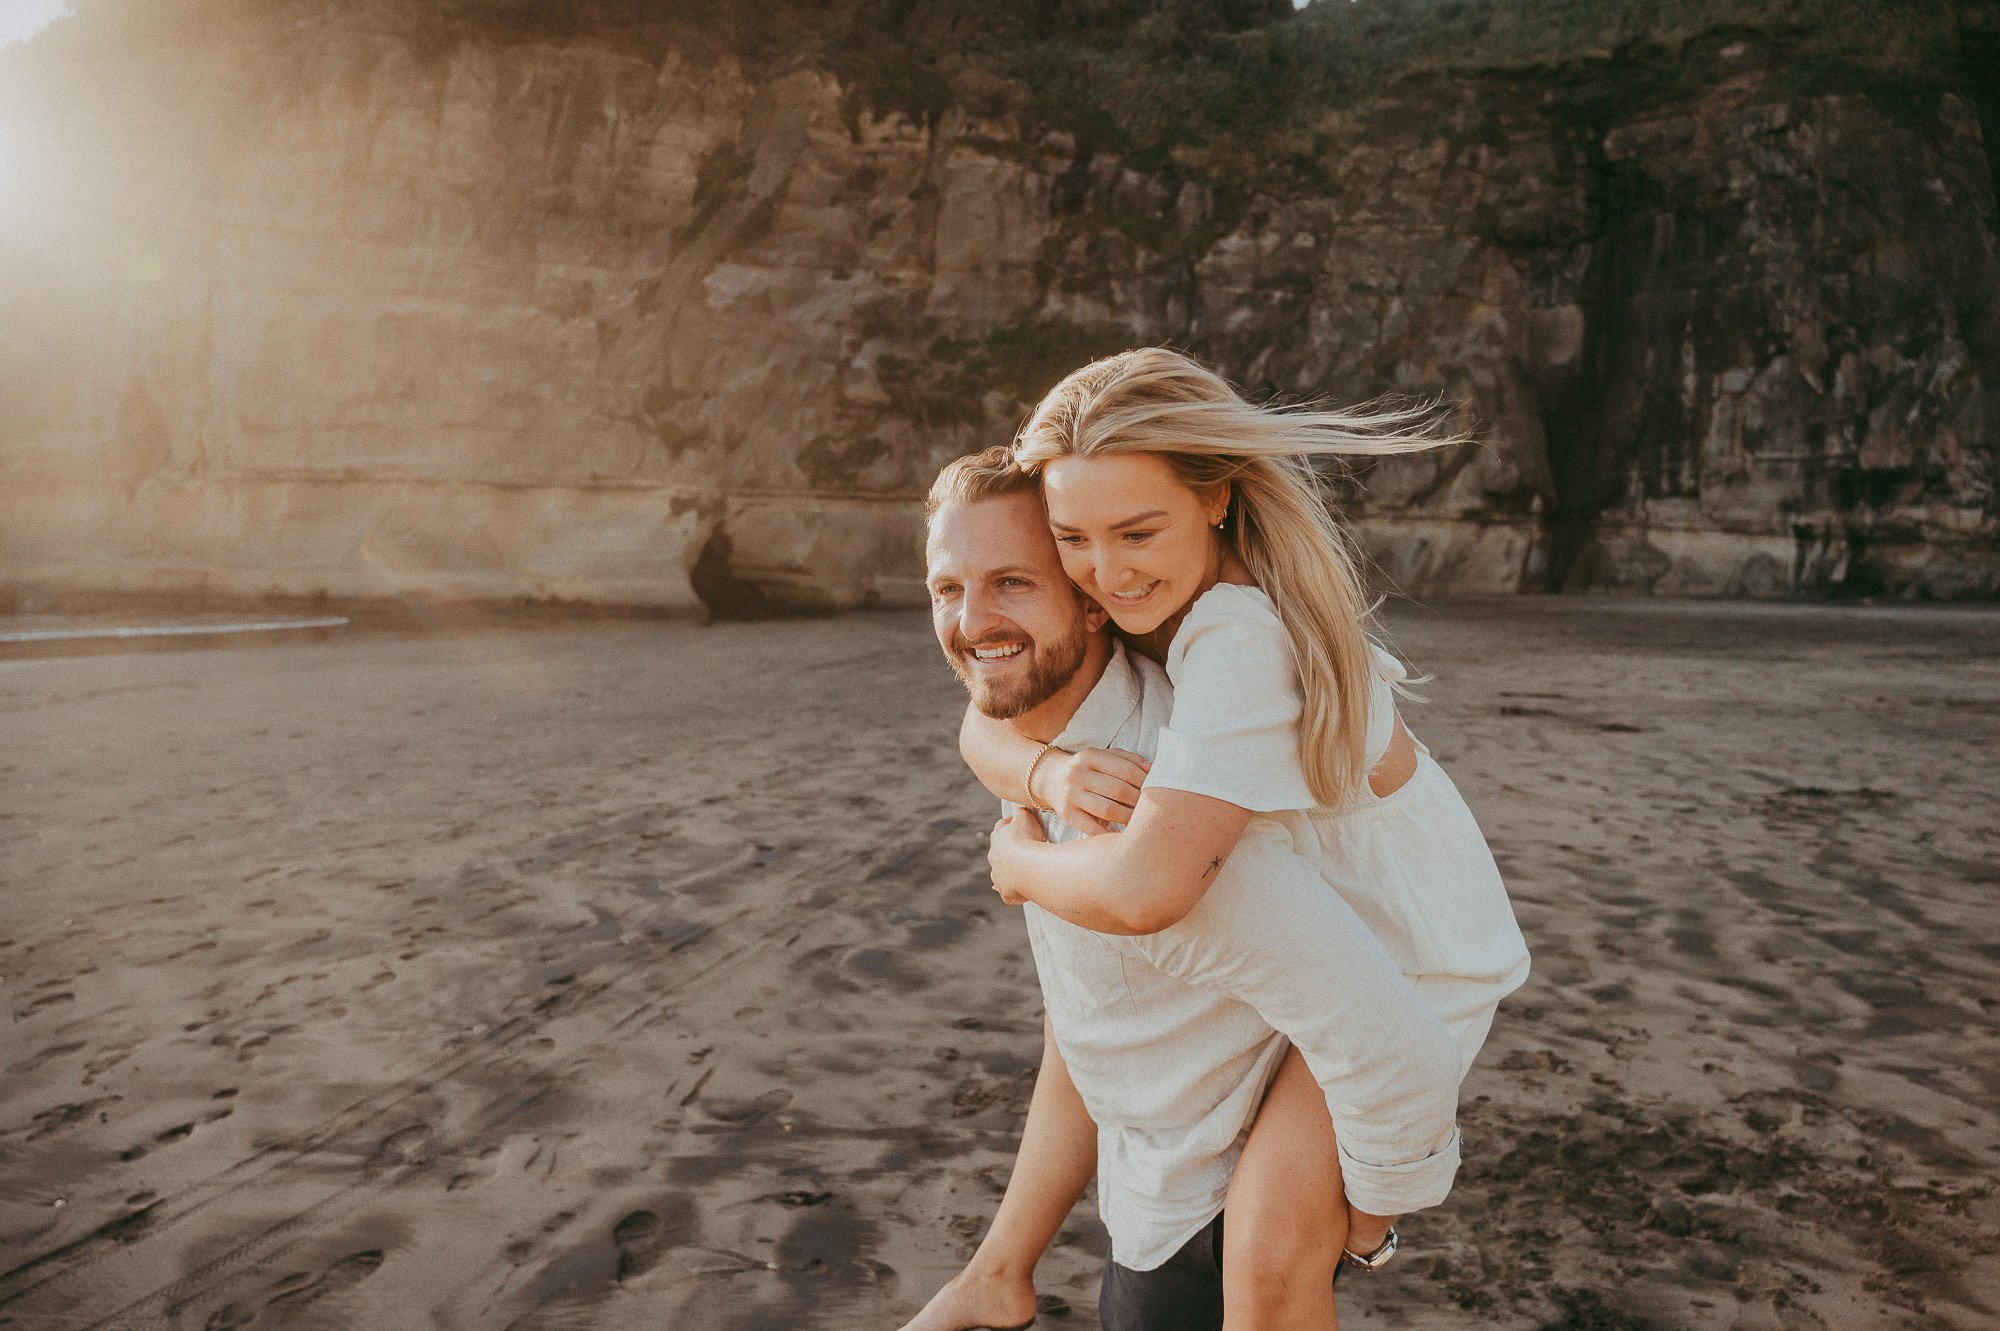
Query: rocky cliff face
2 6 1995 612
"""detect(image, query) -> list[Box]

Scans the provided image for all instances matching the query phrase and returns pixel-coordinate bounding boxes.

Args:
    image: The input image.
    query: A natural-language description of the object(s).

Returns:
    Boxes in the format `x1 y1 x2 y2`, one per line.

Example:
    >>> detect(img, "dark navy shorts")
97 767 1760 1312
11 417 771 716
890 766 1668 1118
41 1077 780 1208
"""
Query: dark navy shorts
1097 1216 1225 1331
1098 1212 1341 1331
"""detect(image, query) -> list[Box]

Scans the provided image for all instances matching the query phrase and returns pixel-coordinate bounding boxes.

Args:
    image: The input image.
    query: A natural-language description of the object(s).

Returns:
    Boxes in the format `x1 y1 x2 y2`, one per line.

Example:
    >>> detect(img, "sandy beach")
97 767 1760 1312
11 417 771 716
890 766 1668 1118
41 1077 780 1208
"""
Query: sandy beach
2 597 1997 1331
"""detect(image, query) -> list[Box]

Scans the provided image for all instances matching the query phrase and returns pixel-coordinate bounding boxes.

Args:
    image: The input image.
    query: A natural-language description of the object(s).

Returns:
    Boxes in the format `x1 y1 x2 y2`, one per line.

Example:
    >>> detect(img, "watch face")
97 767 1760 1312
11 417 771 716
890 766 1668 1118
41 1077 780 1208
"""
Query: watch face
1346 1228 1399 1269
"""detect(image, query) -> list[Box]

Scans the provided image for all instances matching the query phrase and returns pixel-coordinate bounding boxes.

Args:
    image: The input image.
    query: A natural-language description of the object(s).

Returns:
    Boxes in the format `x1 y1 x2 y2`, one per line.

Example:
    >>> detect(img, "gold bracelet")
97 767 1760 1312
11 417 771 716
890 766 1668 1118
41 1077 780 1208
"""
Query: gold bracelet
1024 742 1069 813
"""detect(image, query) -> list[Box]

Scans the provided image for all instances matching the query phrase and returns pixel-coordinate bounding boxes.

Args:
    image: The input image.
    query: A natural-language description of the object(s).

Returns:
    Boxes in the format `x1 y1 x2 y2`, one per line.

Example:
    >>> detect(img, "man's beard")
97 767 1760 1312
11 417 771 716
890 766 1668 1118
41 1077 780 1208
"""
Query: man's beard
945 620 1088 720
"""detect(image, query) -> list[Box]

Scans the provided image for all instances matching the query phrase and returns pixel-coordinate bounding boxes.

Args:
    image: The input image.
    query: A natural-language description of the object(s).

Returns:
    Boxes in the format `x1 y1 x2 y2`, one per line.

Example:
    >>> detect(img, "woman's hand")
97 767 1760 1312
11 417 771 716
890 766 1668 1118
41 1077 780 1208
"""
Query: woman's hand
1040 747 1151 835
989 809 1049 905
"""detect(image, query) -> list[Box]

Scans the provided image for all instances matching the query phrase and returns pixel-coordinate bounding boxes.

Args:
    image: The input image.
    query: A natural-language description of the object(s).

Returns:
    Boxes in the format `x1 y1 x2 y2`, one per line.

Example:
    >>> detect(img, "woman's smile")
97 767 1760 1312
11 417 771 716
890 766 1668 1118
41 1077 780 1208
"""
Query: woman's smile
1106 580 1162 610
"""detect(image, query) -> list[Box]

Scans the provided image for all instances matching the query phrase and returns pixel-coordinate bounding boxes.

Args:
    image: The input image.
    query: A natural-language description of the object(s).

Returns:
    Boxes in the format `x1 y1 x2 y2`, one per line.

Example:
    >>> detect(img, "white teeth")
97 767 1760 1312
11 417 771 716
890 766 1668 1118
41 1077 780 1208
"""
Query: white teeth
1112 584 1155 602
972 643 1024 660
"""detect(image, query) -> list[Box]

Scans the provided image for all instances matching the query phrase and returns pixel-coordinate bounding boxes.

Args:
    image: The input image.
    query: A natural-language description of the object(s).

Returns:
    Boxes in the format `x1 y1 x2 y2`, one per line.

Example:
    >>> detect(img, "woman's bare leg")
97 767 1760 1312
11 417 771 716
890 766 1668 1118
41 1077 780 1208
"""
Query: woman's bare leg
1220 1046 1347 1331
899 1016 1097 1331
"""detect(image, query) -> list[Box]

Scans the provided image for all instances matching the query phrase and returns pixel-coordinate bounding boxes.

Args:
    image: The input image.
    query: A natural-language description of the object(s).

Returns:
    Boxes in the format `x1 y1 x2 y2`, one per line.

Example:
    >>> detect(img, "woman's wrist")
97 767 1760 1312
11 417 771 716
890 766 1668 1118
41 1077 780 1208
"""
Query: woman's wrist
1024 743 1069 813
992 835 1035 890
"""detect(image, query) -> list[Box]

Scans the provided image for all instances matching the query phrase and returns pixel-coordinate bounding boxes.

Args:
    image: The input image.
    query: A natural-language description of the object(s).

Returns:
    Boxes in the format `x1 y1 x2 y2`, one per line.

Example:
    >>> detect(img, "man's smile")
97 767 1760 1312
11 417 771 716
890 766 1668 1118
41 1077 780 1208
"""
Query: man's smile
962 637 1030 669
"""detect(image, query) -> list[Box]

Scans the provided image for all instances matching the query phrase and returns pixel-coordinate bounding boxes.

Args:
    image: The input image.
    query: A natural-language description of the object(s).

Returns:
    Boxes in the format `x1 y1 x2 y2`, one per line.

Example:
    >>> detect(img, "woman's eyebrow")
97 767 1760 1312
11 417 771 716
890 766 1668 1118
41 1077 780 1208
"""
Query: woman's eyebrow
1049 509 1171 533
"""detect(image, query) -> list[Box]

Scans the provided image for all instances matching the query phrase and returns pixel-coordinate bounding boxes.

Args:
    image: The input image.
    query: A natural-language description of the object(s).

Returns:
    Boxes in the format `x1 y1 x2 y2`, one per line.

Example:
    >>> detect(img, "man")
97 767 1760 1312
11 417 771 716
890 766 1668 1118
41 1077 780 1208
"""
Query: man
899 448 1464 1331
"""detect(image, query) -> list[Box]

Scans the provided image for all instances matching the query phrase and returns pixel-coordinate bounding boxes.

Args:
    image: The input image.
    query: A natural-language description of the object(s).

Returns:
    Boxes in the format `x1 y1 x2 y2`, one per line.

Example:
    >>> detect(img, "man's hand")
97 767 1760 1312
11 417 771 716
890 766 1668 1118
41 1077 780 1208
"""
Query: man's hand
1044 747 1150 835
989 810 1048 905
896 1265 1037 1331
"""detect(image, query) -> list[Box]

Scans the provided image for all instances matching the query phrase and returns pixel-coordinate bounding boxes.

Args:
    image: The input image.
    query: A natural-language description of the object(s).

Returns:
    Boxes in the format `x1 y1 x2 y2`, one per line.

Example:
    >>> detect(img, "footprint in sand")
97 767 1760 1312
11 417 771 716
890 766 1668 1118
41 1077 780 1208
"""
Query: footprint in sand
14 989 74 1019
698 1088 793 1129
21 1039 86 1072
199 1250 384 1329
373 1123 433 1166
612 1197 698 1283
261 1249 385 1313
24 1095 120 1142
119 1105 234 1161
613 1210 665 1281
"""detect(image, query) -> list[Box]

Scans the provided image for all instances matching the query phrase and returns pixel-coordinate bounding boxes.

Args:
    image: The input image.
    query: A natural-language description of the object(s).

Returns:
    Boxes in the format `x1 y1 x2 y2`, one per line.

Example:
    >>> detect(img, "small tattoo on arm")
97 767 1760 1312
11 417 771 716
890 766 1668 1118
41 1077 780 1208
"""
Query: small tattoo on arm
1203 856 1221 880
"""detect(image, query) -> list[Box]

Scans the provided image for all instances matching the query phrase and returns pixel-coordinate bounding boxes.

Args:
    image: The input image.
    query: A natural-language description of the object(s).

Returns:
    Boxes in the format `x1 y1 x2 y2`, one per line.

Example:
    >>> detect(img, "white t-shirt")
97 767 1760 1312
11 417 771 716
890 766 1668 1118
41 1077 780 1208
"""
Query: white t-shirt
1016 646 1289 1270
1147 583 1404 811
1141 583 1532 1068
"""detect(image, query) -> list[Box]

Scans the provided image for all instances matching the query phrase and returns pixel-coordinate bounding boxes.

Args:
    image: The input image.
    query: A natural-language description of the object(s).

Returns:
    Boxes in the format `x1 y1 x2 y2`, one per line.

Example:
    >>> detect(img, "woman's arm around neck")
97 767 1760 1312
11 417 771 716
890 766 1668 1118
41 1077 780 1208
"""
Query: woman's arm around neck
961 703 1044 805
989 788 1252 935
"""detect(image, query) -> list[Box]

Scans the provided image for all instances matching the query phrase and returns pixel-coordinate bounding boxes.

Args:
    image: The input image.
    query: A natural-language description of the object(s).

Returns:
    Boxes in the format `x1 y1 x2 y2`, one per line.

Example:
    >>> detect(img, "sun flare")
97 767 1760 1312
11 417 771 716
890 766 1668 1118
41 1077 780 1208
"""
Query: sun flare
0 0 70 51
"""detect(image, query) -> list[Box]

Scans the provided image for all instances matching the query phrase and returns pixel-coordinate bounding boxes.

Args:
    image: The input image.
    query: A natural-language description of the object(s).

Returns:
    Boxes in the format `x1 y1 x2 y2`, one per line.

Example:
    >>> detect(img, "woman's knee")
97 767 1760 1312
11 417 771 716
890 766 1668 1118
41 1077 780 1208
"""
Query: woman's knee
1221 1211 1342 1318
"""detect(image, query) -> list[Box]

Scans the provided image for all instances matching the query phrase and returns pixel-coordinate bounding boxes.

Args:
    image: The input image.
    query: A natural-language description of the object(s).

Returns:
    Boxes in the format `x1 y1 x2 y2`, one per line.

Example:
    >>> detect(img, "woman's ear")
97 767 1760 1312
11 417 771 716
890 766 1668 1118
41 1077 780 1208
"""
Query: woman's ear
1206 485 1231 528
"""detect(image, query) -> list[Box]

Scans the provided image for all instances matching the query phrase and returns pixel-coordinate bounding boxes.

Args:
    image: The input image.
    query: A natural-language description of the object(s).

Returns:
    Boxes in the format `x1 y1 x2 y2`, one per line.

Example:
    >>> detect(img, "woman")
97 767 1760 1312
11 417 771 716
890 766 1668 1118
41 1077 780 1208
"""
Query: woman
963 348 1531 1328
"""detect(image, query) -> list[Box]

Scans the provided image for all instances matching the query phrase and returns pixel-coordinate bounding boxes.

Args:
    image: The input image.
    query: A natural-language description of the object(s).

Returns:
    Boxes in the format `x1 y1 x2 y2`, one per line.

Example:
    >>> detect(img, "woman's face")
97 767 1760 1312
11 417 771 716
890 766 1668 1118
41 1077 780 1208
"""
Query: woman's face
1039 452 1228 637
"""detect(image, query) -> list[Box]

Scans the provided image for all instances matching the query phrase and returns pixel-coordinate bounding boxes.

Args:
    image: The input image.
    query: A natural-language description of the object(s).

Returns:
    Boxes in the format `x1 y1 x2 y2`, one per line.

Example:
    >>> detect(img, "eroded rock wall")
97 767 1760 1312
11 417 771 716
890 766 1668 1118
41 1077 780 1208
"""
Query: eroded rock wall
1 14 1994 611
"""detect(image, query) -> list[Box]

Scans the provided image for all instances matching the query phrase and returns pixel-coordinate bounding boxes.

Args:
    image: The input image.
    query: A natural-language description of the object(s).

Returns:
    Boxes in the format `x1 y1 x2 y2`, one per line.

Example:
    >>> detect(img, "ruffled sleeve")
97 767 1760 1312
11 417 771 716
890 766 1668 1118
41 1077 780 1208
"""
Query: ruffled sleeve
1143 586 1317 812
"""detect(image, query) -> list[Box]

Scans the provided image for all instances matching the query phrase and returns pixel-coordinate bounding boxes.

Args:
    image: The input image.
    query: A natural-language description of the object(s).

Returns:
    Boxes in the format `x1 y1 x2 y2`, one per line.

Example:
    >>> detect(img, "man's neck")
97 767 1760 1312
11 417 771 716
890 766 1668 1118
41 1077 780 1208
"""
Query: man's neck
1008 632 1113 745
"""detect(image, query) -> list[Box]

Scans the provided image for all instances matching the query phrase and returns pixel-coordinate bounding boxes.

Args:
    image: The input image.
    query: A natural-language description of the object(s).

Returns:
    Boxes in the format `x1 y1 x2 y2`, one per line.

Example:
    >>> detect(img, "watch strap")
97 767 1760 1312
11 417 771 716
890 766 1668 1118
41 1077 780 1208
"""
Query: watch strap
1339 1225 1399 1272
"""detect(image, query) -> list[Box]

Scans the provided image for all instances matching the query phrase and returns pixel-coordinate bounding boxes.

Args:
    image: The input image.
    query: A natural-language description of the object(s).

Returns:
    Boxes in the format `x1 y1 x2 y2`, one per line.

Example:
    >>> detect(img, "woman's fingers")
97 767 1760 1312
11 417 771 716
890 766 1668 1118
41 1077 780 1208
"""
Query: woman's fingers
987 816 1027 905
988 811 1049 905
1074 747 1151 787
1080 770 1143 807
1055 793 1128 837
1051 751 1144 833
1066 807 1113 836
1070 774 1142 826
1077 790 1135 824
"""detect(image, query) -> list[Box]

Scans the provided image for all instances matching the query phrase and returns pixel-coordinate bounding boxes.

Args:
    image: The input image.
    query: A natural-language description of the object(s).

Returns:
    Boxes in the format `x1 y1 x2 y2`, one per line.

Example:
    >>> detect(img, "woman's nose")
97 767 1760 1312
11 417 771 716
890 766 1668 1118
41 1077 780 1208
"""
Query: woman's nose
1091 551 1127 591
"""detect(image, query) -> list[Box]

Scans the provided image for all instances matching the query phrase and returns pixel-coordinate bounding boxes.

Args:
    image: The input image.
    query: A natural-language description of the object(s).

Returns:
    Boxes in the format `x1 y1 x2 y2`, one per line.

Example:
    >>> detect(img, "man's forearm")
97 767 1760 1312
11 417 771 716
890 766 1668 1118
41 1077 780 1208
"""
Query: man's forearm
963 1016 1098 1278
962 703 1042 805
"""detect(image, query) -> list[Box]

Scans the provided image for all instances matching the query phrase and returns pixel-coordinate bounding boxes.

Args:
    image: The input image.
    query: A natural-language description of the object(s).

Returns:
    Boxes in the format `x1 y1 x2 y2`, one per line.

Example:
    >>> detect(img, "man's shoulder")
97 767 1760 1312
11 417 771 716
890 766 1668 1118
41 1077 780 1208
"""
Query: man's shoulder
1104 643 1173 756
1125 645 1173 700
1056 641 1172 756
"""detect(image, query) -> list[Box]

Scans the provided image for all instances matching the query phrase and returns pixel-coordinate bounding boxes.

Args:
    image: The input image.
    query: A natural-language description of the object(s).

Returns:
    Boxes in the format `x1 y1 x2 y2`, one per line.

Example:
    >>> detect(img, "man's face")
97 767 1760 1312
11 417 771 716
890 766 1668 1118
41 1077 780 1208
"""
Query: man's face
926 490 1101 720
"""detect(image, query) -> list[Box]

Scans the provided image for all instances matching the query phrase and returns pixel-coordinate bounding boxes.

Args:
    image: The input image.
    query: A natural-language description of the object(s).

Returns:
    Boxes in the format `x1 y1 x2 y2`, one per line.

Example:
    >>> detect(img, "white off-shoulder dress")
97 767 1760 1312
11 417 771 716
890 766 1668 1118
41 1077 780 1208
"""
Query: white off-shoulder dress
1145 583 1532 1074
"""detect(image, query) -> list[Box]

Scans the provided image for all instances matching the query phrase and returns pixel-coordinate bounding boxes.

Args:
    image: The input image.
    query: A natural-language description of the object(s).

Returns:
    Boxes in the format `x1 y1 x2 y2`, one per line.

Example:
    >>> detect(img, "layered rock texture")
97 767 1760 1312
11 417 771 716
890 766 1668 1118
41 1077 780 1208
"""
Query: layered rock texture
3 2 1997 612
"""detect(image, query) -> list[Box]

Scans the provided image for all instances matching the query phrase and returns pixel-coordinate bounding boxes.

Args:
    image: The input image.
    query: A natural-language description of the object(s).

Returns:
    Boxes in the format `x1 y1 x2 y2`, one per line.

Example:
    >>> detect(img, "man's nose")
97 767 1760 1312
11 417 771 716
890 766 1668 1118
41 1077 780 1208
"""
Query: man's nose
960 586 1005 642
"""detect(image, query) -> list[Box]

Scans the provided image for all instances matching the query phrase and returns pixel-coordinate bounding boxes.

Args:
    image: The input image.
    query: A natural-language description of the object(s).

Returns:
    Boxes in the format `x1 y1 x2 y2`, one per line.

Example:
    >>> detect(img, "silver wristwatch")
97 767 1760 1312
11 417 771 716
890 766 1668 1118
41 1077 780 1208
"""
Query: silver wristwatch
1340 1226 1399 1272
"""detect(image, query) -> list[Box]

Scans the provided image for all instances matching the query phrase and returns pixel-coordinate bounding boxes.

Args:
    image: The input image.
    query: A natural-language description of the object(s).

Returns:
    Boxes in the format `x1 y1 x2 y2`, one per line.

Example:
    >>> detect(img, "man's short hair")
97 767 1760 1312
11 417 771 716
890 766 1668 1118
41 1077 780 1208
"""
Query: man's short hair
925 445 1037 521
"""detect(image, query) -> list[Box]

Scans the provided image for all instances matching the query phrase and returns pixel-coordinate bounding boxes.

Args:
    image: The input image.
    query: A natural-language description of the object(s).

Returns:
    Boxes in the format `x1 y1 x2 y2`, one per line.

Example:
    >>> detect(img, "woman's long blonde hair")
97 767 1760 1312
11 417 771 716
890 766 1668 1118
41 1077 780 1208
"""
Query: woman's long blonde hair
1012 347 1455 807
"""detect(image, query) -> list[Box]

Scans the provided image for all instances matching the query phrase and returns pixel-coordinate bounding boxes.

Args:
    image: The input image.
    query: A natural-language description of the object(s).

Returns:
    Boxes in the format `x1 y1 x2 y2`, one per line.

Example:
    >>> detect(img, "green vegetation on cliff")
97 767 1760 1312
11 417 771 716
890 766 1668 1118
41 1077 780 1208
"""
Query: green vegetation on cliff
355 1 1975 130
301 0 1986 212
34 0 1982 207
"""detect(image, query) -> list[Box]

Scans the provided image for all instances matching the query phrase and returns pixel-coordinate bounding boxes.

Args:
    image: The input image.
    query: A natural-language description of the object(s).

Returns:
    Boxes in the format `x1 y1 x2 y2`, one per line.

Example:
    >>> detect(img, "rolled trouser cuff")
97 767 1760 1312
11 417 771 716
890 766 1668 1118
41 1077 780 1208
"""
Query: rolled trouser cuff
1338 1126 1461 1216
